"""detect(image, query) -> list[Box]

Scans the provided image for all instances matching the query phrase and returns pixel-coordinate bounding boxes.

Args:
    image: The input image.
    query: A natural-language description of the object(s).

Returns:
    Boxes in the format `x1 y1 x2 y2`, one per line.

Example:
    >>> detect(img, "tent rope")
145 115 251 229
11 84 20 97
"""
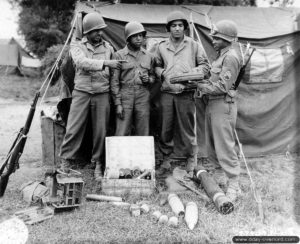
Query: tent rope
39 12 78 106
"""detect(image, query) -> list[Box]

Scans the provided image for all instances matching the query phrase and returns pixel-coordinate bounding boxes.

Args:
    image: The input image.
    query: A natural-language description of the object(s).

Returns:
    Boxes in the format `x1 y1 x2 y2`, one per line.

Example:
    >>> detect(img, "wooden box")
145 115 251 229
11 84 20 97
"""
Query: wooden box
40 112 65 167
101 136 156 196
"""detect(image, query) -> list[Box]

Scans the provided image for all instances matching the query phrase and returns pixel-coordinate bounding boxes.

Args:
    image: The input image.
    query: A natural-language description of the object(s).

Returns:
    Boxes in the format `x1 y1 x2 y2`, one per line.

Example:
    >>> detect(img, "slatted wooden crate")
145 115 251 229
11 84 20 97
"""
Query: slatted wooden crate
101 136 156 196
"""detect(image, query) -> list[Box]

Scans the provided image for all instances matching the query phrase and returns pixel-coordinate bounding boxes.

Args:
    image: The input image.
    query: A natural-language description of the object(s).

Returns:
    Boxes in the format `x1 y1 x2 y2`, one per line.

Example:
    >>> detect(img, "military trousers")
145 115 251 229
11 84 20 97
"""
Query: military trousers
59 90 110 163
159 92 198 159
115 85 150 136
205 97 240 178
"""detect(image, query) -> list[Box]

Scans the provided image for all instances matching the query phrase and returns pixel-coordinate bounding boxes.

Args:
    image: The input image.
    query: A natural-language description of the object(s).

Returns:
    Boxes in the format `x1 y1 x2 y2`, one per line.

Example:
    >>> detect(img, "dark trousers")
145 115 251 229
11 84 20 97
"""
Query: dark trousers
115 86 150 136
59 90 110 163
159 92 198 159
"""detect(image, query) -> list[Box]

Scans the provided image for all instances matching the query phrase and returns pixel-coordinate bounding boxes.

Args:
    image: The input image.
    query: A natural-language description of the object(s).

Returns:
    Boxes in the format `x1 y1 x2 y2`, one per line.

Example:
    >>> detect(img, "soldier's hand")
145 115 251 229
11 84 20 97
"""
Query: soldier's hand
104 60 126 69
174 83 185 91
116 105 124 119
140 73 149 84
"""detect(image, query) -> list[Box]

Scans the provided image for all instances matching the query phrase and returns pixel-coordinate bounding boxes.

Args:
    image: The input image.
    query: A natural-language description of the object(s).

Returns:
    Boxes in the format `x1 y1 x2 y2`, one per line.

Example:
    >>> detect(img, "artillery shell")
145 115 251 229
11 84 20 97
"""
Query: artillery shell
185 202 198 230
168 193 185 217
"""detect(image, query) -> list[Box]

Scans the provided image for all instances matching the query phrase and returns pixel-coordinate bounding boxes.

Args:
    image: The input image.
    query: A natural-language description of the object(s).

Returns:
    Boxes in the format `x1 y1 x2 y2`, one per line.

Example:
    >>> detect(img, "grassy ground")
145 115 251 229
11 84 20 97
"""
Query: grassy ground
0 74 300 243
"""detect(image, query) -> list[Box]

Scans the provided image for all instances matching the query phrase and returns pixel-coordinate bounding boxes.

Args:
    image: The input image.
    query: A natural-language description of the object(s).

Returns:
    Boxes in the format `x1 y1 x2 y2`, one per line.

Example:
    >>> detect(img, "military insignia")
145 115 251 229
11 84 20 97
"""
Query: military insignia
223 71 232 81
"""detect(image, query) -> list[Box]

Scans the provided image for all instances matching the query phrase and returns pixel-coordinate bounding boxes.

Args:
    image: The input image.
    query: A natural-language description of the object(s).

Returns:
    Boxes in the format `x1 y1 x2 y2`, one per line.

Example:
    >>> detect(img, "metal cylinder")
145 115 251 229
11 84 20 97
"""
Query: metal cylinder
168 193 185 217
185 202 198 230
167 216 178 228
158 215 168 224
151 210 162 222
195 166 234 214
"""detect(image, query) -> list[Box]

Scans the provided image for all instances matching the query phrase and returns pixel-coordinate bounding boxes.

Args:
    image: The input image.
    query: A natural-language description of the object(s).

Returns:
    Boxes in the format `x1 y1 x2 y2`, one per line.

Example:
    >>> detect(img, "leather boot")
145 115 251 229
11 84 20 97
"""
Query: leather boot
60 159 72 173
94 162 103 180
186 155 197 174
213 168 227 188
226 177 242 202
156 157 172 176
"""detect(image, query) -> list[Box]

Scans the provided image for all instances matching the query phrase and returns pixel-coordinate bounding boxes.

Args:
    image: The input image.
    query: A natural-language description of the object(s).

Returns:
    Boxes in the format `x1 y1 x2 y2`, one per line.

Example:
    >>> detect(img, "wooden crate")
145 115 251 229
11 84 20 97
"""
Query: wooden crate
101 177 155 196
102 136 156 196
40 112 65 167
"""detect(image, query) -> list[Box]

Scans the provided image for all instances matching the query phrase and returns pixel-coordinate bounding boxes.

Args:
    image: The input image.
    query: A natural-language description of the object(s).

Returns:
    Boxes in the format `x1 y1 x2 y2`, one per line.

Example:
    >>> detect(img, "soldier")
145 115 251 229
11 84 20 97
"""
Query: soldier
155 11 210 175
196 20 242 201
111 21 155 136
59 12 122 179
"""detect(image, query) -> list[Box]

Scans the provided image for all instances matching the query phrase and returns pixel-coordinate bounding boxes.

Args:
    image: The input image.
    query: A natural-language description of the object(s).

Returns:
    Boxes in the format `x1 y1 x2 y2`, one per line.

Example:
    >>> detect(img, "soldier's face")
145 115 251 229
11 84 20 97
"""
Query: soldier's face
128 33 145 49
212 37 228 52
87 29 103 45
170 20 185 39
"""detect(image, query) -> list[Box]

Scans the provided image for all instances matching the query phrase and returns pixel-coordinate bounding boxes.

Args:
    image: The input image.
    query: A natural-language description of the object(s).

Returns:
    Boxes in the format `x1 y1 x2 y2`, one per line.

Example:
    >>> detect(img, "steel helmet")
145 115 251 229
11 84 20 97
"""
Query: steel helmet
82 12 107 35
124 21 146 41
210 20 238 43
166 11 188 31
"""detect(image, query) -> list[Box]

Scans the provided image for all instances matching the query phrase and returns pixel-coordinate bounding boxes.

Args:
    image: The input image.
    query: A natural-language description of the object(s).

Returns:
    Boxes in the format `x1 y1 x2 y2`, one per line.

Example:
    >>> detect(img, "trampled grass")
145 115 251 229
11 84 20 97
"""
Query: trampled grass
1 155 299 243
0 75 300 243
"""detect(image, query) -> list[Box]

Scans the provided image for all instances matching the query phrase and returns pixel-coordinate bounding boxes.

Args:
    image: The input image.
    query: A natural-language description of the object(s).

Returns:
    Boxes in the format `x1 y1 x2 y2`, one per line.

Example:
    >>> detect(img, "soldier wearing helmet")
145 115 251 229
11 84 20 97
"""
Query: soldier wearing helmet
59 12 122 179
155 11 210 175
196 19 242 201
111 21 155 136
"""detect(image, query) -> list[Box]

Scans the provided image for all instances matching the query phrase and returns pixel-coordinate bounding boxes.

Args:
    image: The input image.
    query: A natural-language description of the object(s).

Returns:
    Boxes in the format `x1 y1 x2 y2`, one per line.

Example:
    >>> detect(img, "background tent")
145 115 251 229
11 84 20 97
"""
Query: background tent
71 1 300 157
0 38 42 76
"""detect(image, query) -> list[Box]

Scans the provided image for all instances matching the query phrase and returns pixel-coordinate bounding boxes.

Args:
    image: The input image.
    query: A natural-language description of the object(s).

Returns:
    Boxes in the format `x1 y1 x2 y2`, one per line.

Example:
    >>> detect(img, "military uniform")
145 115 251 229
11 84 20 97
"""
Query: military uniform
155 36 209 167
111 46 155 136
199 45 242 179
59 36 114 166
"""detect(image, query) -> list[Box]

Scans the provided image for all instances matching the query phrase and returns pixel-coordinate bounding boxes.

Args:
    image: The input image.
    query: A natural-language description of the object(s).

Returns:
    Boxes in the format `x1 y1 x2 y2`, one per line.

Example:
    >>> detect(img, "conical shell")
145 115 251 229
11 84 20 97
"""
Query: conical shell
185 202 198 230
168 193 185 217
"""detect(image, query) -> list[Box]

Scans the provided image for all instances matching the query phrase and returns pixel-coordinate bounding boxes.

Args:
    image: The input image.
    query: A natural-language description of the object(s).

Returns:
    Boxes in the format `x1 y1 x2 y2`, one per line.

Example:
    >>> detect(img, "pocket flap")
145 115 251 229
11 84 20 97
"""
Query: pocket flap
122 62 135 69
140 62 151 70
211 67 222 73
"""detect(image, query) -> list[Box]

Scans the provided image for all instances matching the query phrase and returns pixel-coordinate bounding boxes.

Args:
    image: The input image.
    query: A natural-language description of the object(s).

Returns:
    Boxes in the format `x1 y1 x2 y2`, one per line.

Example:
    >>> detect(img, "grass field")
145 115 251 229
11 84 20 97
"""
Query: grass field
0 74 300 243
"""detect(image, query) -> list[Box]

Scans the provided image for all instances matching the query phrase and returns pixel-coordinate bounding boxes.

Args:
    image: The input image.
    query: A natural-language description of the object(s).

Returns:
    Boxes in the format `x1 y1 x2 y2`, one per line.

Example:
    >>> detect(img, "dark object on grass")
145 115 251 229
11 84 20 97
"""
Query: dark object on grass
0 92 40 197
194 165 234 214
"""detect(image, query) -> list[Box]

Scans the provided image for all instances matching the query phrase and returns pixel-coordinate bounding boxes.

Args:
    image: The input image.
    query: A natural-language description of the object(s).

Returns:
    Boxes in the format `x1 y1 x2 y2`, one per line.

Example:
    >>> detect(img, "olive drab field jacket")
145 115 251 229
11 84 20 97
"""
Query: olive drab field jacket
155 36 210 94
111 46 155 106
200 45 242 98
70 37 114 94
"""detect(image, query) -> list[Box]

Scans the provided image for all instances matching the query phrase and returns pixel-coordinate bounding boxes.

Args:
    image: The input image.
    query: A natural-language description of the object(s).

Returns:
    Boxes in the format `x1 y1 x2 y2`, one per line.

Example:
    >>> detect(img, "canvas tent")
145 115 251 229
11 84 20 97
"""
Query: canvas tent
66 1 300 158
0 38 42 76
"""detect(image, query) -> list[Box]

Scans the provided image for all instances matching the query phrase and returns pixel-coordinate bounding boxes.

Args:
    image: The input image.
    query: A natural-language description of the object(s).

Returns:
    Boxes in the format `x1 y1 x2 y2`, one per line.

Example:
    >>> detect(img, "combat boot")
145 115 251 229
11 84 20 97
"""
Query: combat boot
94 162 103 180
186 156 197 175
213 168 227 188
59 159 72 173
156 157 172 176
226 177 242 202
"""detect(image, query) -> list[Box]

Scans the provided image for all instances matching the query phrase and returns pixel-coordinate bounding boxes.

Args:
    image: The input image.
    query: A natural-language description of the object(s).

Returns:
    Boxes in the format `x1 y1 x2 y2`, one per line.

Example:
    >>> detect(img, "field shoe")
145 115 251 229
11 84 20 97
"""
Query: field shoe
226 177 242 202
186 156 196 174
213 169 227 188
59 159 72 173
94 162 103 180
156 157 172 176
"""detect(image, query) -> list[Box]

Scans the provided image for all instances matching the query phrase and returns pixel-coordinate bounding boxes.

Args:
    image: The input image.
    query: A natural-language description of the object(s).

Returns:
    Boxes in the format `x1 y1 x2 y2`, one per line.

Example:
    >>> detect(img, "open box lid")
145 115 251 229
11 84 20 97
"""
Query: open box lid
105 136 155 172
